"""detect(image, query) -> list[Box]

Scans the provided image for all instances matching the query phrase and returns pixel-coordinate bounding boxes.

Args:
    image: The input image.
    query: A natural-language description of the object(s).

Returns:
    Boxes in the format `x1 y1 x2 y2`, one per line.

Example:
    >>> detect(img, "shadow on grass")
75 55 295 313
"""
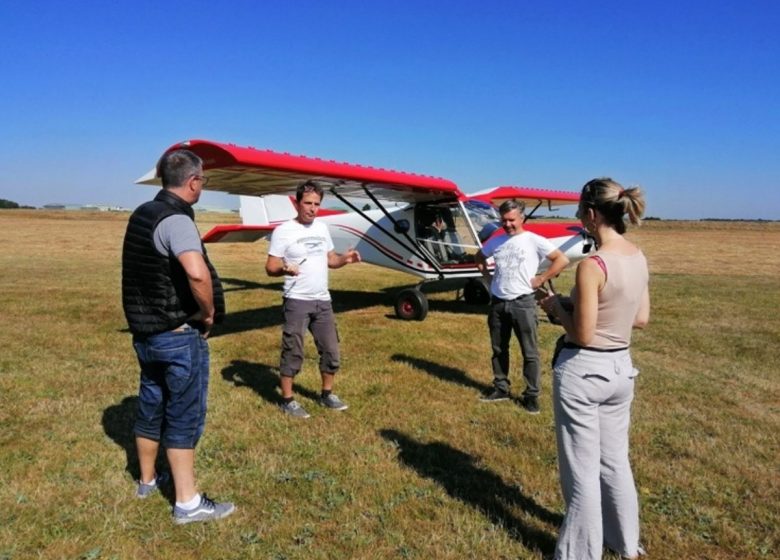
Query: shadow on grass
101 396 176 504
391 353 490 394
220 359 320 404
220 276 272 293
101 394 171 493
379 429 561 555
211 285 391 337
102 396 141 479
117 282 488 336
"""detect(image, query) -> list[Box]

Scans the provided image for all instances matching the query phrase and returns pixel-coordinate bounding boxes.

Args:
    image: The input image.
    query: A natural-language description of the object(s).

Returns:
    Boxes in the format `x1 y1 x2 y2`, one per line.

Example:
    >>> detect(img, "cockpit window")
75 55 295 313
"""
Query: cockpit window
464 200 501 243
415 201 480 266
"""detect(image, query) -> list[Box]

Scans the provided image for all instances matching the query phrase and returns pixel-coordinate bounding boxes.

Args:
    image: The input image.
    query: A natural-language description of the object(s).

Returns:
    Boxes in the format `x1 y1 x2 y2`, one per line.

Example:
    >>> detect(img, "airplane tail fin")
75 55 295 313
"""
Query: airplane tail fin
239 195 297 225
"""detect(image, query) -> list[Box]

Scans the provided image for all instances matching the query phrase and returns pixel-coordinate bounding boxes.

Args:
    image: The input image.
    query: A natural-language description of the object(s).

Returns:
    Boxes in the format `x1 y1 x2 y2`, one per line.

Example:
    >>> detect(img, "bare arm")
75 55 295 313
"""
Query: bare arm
178 251 214 335
569 259 602 345
327 248 361 269
633 285 650 328
531 249 569 289
266 255 300 277
540 258 603 346
475 250 492 280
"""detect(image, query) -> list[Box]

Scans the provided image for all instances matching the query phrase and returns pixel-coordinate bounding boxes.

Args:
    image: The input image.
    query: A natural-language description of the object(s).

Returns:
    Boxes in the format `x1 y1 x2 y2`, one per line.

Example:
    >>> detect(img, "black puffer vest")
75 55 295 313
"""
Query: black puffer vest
122 189 225 336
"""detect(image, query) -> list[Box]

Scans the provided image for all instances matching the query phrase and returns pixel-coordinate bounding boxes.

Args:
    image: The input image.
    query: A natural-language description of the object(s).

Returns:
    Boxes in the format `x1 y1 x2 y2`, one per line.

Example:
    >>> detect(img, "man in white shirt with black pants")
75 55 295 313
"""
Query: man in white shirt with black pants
265 181 361 418
475 200 569 413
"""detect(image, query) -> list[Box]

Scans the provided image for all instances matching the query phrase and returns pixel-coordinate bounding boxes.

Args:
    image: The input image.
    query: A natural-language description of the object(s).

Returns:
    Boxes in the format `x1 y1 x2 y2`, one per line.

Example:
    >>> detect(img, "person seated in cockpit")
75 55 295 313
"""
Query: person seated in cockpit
421 213 449 261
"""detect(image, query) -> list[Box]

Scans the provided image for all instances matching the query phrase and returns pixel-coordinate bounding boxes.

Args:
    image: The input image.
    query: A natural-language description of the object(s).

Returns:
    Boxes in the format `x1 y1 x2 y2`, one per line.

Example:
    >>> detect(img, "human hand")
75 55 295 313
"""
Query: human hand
201 314 214 339
344 248 361 264
534 286 550 302
282 261 301 276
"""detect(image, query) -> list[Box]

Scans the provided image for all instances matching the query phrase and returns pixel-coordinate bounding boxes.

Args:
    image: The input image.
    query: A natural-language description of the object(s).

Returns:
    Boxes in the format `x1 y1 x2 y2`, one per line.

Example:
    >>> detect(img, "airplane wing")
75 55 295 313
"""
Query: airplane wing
201 224 275 243
137 139 462 204
468 185 581 207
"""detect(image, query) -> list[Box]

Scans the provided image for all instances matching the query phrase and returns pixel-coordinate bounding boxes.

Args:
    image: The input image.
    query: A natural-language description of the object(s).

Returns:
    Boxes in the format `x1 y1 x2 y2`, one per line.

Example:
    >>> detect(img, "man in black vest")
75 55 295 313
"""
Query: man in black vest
121 149 234 524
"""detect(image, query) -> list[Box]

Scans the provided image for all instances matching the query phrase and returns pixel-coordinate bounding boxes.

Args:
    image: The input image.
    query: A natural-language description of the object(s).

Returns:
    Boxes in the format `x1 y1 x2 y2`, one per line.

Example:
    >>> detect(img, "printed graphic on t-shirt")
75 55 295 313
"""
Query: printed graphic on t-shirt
285 235 327 261
482 231 554 299
494 243 528 285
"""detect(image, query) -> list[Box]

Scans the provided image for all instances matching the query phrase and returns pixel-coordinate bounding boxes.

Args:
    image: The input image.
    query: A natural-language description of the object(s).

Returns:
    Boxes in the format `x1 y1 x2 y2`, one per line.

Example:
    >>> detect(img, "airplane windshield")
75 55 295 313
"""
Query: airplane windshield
464 200 501 243
414 201 481 266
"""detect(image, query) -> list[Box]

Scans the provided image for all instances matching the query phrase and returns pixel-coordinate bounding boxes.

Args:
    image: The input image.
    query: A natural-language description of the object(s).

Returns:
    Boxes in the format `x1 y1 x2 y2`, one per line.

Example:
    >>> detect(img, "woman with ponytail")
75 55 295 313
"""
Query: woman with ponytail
540 178 650 559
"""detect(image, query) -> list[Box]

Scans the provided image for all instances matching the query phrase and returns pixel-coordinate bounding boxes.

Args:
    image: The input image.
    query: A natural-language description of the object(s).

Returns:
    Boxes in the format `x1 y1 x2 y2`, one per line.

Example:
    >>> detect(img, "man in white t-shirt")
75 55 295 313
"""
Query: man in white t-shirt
265 181 361 418
475 200 569 413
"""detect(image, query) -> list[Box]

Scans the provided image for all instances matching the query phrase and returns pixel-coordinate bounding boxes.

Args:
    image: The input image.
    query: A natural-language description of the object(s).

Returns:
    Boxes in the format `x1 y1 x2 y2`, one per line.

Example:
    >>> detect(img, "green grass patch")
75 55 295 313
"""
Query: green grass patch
0 211 777 559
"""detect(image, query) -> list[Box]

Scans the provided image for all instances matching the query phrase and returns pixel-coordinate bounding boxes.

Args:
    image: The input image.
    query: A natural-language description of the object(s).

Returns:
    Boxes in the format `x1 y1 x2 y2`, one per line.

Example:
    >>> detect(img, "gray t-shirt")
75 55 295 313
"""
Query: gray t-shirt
153 214 203 257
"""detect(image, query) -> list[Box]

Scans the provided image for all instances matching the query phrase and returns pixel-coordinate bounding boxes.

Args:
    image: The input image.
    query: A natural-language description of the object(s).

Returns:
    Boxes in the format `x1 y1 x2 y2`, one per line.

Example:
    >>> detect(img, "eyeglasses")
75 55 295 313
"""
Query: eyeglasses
192 174 210 187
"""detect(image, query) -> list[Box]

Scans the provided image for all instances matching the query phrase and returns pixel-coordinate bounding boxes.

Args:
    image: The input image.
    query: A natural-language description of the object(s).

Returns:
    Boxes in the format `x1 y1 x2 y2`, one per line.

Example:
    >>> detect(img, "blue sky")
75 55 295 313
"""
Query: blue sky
1 0 778 219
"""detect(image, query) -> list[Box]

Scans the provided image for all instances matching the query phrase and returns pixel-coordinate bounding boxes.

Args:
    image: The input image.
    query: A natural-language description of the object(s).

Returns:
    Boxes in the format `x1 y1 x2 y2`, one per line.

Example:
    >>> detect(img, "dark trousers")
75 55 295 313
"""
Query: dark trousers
488 295 540 397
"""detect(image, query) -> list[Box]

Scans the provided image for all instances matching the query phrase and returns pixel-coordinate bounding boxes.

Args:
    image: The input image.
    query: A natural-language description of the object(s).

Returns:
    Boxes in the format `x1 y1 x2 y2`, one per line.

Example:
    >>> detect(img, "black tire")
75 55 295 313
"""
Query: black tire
394 288 429 321
463 278 490 305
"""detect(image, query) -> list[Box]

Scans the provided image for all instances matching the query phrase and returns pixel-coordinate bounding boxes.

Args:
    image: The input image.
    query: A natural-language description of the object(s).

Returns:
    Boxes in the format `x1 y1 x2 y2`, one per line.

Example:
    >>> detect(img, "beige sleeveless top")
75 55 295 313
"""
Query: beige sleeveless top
577 250 649 349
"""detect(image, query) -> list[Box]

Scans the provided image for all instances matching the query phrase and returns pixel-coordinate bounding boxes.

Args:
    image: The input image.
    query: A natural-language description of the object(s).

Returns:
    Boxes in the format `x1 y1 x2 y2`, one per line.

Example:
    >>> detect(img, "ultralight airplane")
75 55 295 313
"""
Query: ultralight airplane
137 139 593 320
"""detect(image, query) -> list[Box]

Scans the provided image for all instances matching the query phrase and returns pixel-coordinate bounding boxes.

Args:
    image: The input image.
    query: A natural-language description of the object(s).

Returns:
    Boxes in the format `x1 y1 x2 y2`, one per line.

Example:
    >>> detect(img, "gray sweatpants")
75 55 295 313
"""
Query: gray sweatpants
553 347 642 560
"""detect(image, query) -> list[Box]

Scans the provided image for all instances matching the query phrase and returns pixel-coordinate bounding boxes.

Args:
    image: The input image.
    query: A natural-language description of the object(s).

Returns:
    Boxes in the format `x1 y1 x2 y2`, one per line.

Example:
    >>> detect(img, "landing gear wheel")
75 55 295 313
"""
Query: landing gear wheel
463 278 490 305
394 288 429 321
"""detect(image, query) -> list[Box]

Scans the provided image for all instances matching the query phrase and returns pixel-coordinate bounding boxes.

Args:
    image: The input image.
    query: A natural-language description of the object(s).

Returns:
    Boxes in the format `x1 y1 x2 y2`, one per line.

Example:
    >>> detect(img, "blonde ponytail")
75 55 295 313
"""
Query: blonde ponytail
580 178 646 234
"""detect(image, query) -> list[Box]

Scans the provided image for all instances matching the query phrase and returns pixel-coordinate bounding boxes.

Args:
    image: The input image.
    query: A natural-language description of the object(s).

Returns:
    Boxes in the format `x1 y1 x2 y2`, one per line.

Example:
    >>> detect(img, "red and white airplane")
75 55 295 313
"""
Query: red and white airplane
137 139 592 320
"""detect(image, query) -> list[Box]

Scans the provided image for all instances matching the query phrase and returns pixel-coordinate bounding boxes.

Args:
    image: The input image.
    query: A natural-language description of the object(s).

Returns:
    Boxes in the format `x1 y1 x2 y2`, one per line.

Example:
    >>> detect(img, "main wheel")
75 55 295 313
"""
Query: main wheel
463 278 490 305
394 288 429 321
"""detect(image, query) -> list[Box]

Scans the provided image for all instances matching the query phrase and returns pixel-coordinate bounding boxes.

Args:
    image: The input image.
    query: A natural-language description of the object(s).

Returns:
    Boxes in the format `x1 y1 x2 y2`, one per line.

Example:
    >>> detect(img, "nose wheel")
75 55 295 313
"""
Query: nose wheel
394 288 429 321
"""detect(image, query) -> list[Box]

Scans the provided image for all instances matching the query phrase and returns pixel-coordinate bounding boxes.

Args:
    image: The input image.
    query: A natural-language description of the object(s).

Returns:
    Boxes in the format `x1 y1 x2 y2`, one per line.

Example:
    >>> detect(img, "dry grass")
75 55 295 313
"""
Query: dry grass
0 210 778 559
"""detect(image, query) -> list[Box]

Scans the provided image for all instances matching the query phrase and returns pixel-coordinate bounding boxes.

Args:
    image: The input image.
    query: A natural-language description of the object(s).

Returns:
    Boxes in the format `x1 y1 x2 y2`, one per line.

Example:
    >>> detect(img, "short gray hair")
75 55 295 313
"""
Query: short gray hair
498 199 526 215
157 149 202 189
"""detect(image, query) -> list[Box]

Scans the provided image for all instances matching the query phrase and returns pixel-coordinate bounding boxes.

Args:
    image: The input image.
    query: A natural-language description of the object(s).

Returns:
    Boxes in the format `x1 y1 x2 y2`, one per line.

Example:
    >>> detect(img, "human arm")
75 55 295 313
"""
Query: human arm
474 250 492 281
327 247 361 269
540 258 603 346
633 285 650 329
177 251 215 336
155 216 215 336
265 255 302 277
531 249 569 290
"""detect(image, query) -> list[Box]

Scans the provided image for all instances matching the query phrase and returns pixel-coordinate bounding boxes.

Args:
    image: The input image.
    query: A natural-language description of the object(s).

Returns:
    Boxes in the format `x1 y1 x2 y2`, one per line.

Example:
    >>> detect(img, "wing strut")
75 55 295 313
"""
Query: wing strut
329 185 445 279
524 201 543 223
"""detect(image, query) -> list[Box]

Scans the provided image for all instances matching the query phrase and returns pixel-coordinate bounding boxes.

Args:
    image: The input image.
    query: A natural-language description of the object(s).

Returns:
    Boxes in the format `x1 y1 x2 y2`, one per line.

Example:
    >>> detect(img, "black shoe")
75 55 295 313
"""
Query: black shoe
522 396 540 414
479 389 510 403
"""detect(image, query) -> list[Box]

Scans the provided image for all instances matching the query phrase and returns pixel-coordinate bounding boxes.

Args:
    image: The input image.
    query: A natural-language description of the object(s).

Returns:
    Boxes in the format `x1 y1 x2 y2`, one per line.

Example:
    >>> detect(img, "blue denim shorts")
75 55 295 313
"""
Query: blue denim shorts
132 325 209 449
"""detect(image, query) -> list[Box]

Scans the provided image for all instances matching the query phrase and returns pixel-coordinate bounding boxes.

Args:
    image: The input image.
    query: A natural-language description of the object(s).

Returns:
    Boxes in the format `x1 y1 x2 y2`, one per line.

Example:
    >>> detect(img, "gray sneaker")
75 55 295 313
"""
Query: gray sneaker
319 393 348 411
136 471 170 499
281 399 311 418
173 494 235 525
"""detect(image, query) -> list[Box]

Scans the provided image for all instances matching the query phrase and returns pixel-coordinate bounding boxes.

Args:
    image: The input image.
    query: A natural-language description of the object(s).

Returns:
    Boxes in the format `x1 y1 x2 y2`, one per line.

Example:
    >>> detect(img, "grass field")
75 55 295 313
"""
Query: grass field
0 210 778 559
